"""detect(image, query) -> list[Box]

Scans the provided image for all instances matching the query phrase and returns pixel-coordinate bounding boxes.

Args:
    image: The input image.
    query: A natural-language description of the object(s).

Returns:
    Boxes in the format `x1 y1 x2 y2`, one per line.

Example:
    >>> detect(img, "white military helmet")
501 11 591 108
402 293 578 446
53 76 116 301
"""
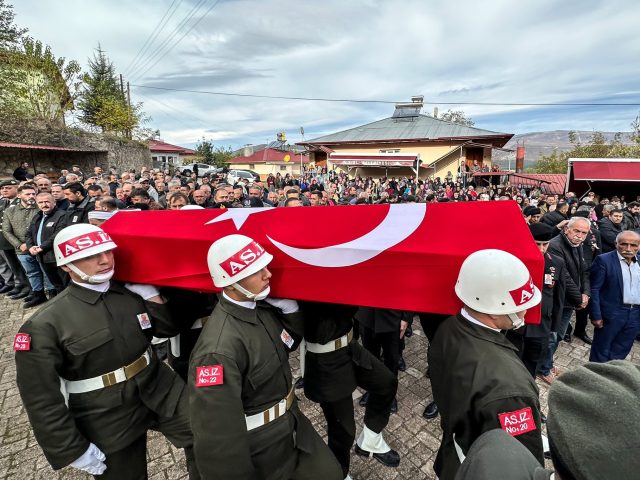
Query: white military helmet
54 224 117 266
455 249 541 315
207 234 273 288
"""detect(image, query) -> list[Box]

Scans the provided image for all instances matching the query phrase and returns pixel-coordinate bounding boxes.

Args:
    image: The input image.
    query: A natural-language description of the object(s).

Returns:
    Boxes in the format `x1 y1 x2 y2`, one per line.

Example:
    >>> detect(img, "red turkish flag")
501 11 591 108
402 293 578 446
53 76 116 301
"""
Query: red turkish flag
103 201 542 323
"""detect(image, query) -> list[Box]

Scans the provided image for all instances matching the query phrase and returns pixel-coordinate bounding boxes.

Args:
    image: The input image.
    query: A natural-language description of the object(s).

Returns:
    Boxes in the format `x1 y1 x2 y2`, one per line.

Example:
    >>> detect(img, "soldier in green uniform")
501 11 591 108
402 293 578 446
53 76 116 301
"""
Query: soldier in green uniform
429 249 545 480
189 234 342 480
0 179 30 297
14 223 200 479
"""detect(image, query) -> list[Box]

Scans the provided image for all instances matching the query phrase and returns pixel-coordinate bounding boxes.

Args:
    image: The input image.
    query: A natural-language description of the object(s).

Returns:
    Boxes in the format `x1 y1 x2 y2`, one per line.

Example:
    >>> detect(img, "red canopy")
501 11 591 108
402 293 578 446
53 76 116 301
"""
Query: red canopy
572 160 640 181
103 202 542 323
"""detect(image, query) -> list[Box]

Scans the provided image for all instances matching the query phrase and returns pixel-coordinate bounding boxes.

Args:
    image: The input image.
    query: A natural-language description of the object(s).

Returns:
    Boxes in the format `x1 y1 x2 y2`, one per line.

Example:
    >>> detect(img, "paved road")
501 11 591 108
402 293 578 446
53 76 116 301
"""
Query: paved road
1 299 638 479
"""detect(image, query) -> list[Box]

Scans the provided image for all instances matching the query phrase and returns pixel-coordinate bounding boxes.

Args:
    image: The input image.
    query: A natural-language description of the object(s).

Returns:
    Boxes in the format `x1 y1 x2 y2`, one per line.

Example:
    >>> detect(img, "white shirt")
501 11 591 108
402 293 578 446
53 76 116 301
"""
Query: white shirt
222 291 256 309
71 279 110 292
617 252 640 304
460 308 501 333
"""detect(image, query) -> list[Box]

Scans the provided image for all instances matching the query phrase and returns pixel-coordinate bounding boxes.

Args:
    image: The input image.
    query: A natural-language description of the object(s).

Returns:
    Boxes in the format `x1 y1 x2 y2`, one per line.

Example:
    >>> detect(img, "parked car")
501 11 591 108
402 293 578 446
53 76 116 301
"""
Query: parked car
180 163 221 177
227 169 260 185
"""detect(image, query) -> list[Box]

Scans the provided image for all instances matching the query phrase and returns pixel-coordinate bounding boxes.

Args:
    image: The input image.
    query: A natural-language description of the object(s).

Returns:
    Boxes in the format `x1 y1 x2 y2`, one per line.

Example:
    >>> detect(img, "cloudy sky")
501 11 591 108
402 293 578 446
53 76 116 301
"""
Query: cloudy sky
12 0 640 148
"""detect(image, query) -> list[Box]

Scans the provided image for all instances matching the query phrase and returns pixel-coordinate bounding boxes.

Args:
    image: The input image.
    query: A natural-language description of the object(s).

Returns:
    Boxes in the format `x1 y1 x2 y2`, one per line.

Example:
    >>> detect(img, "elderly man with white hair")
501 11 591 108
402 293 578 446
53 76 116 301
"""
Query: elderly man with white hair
538 216 591 384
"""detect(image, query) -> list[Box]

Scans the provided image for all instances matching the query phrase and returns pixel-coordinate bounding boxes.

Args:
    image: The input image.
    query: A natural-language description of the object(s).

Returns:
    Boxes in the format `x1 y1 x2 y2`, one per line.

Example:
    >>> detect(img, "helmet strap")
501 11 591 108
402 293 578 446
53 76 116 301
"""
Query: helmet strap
232 282 270 302
508 312 525 329
66 263 114 284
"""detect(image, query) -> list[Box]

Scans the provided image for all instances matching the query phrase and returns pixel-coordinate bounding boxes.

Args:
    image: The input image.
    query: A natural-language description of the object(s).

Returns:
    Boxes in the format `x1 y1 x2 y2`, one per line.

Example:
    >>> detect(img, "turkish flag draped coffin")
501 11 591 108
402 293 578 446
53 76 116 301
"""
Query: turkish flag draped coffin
103 201 543 323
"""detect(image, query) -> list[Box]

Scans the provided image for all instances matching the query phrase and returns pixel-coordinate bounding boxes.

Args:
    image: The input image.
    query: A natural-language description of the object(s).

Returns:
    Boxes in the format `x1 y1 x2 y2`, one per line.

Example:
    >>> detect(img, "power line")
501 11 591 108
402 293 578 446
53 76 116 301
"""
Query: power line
132 0 222 82
128 0 207 81
130 84 640 107
131 0 223 83
139 92 213 126
124 0 183 77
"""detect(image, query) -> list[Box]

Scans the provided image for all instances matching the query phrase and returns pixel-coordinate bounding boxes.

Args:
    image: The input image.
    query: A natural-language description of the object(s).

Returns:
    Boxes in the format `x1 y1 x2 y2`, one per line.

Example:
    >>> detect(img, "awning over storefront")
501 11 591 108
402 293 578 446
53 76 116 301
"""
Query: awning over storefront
571 159 640 181
329 153 419 168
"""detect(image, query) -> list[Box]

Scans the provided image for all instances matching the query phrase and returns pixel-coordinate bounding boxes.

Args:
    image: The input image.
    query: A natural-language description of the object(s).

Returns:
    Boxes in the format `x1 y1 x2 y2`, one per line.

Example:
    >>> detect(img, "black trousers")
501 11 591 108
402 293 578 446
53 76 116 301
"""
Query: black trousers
360 326 400 377
95 391 200 480
419 313 450 377
574 308 589 337
521 336 549 378
319 351 397 476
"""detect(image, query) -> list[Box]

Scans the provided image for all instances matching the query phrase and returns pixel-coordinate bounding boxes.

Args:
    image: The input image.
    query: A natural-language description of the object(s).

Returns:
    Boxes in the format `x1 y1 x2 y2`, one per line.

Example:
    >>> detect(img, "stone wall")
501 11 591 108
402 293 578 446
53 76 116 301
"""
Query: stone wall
0 117 151 178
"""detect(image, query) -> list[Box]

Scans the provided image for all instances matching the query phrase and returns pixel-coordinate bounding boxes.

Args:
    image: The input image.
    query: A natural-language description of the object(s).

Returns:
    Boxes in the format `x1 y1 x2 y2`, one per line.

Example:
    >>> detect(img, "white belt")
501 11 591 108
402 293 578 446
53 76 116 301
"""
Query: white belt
245 388 295 431
64 349 152 395
305 329 353 354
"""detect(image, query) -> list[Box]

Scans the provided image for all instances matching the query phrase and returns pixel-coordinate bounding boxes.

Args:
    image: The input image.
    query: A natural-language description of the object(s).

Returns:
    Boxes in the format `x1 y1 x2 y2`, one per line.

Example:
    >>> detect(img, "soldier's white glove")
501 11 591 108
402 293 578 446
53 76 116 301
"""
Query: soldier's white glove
125 283 161 300
70 443 107 475
265 297 299 314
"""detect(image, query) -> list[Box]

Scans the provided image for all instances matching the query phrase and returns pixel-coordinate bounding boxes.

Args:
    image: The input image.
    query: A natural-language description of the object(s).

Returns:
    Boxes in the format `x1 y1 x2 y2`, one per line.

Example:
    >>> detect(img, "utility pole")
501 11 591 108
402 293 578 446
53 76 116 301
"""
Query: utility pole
126 81 132 139
120 74 125 96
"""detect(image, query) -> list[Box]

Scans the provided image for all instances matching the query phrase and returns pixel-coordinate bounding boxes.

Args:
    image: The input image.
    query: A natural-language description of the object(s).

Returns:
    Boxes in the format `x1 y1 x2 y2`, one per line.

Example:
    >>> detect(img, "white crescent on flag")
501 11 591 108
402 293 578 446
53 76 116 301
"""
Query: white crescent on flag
268 203 427 267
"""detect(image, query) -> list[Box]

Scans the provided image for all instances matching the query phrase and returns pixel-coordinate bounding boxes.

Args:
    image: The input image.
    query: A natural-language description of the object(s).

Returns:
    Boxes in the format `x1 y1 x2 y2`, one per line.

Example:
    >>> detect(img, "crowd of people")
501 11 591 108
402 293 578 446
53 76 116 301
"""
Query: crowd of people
6 160 640 480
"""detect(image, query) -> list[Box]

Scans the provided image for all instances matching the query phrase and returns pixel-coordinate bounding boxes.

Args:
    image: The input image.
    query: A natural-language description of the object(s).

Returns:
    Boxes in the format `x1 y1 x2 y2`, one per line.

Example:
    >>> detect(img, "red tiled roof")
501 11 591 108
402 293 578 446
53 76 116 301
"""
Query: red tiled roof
148 140 195 155
510 173 567 195
228 148 311 164
473 171 567 195
0 142 106 153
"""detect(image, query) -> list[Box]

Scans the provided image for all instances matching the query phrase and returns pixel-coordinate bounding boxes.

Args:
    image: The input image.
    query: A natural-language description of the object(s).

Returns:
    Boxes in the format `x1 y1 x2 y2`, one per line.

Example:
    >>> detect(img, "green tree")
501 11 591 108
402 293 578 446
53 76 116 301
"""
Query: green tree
9 37 81 121
195 138 233 168
529 149 568 173
0 0 27 50
438 109 475 126
531 122 640 173
77 45 126 131
1 36 81 124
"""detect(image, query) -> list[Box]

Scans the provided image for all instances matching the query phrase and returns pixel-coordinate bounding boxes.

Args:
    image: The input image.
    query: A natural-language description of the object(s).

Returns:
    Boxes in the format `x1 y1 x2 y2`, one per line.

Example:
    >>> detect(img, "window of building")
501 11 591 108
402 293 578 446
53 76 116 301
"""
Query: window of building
280 165 287 171
249 164 255 170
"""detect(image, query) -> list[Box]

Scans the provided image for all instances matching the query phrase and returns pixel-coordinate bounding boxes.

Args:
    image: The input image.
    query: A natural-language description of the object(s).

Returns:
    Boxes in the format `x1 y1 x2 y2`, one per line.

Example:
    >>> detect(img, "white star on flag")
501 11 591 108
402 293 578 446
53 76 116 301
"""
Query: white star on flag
205 207 273 229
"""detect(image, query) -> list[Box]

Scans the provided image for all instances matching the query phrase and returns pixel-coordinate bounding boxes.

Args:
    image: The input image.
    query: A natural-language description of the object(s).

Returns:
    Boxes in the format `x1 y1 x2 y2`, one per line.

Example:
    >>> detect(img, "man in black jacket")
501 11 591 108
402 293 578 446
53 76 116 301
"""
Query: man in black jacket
622 201 640 232
508 224 582 378
25 192 67 297
13 162 30 181
538 217 591 384
63 182 94 225
541 202 569 229
598 208 623 253
568 209 601 344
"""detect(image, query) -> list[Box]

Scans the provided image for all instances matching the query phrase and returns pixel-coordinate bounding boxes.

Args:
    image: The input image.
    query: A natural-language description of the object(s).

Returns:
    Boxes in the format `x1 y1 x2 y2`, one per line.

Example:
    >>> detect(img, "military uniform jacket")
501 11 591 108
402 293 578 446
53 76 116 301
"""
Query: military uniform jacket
189 295 317 480
0 197 19 250
428 314 544 480
300 301 374 403
15 282 184 470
